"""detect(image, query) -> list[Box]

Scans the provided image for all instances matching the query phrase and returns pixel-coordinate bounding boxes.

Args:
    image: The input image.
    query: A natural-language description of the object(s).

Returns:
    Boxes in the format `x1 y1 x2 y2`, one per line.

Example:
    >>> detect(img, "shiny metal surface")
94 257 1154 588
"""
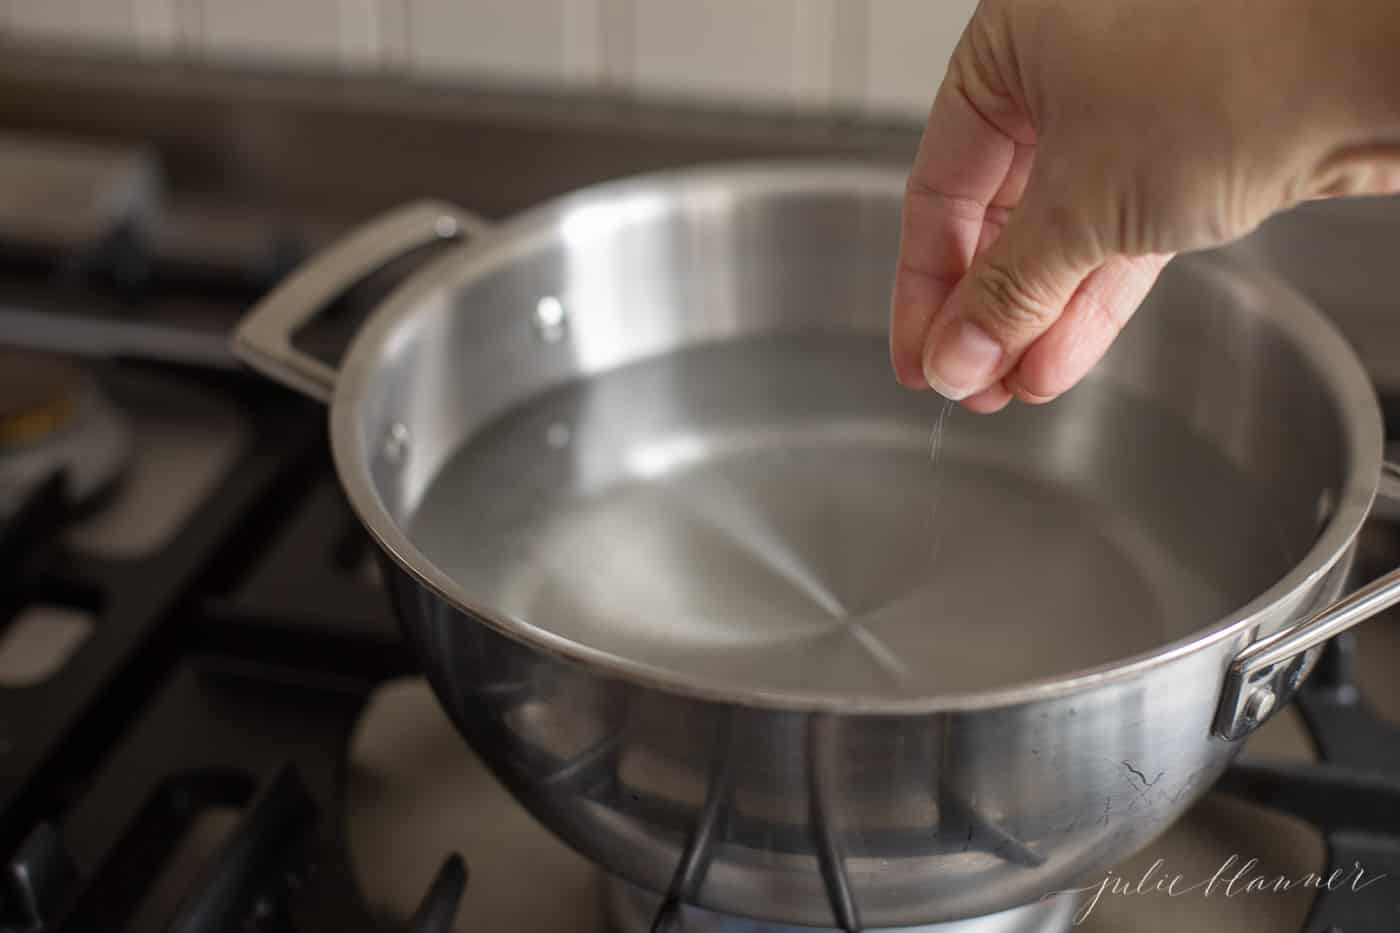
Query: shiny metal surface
232 200 489 403
1379 459 1400 522
236 164 1393 926
1215 544 1400 740
347 669 1345 932
609 879 1079 932
1233 195 1400 395
405 337 1298 698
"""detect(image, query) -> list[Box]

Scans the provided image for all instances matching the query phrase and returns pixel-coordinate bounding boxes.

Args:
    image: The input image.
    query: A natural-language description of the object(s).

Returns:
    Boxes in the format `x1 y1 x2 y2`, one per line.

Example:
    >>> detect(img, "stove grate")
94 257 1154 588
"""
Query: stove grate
1217 634 1400 932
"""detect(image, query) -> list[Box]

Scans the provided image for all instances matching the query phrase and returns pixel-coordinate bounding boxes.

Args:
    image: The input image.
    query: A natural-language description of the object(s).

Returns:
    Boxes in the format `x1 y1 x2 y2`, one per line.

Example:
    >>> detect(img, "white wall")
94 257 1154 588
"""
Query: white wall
0 0 977 122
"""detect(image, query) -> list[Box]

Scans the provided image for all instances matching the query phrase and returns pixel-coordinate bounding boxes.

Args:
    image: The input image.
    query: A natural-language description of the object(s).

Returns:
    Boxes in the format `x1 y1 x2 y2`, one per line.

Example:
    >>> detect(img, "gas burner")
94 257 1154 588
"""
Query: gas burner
610 881 1077 933
0 349 130 516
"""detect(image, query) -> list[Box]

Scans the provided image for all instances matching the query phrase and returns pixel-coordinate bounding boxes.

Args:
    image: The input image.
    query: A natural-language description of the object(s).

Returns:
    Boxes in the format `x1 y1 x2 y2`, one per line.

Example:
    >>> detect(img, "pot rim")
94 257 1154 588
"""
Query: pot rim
328 161 1385 715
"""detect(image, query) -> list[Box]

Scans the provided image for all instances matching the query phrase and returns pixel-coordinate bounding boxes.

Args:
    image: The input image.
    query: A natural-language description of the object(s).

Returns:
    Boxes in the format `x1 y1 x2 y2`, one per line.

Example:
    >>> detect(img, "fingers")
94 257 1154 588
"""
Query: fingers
890 73 1024 388
1007 253 1172 403
891 24 1157 408
961 381 1014 414
920 200 1102 401
1307 146 1400 200
939 252 1169 410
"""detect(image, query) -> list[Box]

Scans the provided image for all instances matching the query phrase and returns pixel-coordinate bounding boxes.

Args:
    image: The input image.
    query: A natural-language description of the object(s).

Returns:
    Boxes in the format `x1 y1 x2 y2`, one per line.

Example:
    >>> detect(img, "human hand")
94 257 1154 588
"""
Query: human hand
890 0 1400 412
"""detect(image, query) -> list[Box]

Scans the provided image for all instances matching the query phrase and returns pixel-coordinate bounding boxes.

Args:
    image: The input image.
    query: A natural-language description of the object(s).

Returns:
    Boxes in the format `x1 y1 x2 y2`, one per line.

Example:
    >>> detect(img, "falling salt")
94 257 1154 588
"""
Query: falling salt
929 397 954 467
925 397 955 572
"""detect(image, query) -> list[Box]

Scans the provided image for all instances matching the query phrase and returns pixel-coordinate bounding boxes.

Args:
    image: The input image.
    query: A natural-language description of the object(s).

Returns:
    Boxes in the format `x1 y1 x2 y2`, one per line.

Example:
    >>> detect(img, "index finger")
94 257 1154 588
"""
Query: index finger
890 66 1024 388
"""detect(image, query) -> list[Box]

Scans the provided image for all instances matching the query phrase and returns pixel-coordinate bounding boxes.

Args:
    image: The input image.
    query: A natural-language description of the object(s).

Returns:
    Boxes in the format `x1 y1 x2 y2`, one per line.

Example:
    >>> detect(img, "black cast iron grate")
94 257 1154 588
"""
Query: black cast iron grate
0 364 455 933
1216 634 1400 933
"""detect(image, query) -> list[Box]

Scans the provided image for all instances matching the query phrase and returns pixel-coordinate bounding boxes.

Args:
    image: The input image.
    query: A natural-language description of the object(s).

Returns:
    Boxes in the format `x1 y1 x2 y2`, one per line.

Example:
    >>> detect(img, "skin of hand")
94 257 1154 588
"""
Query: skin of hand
890 0 1400 412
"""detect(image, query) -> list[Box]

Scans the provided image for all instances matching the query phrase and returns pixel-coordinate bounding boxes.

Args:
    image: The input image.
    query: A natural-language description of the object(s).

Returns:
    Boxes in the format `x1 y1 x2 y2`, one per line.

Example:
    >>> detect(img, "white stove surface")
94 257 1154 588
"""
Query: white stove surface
0 369 247 688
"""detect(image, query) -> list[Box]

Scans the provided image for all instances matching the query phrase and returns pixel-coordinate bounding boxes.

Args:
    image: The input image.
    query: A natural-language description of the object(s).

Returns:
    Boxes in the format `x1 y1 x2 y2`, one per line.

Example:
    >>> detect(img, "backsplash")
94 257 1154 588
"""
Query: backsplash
0 0 975 121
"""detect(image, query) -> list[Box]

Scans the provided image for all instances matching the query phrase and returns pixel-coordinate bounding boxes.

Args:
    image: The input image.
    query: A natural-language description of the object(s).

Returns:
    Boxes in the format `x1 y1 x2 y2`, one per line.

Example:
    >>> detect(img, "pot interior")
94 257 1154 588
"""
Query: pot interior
344 165 1374 701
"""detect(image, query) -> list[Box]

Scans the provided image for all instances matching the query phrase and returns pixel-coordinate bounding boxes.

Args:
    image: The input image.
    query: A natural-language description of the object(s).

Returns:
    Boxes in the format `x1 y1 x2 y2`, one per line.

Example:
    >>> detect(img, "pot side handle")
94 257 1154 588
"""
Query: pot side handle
1377 459 1400 522
1214 460 1400 741
231 201 490 403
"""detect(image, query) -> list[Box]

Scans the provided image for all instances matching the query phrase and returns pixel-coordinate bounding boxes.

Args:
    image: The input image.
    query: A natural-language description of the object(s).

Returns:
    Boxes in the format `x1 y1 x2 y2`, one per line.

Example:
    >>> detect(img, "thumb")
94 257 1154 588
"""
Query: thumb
921 202 1102 401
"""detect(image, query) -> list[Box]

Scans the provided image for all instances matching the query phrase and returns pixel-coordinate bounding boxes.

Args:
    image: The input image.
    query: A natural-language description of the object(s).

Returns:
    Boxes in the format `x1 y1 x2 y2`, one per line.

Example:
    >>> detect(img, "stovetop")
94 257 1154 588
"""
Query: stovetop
2 217 1400 933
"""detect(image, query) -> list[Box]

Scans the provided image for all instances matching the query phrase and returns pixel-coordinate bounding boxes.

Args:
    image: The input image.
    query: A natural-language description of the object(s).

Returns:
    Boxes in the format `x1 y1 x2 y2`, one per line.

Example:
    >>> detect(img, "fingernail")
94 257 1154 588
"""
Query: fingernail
924 321 1004 400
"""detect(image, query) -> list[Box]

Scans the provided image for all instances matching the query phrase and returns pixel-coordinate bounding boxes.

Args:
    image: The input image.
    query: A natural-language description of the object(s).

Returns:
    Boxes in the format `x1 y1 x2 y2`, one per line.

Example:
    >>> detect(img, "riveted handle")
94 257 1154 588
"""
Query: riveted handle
232 201 489 403
1214 461 1400 741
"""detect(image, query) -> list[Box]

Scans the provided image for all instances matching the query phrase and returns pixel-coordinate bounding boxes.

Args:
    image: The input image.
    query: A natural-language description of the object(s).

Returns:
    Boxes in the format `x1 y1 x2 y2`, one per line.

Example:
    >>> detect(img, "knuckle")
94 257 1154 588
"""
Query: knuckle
974 260 1056 336
904 174 988 224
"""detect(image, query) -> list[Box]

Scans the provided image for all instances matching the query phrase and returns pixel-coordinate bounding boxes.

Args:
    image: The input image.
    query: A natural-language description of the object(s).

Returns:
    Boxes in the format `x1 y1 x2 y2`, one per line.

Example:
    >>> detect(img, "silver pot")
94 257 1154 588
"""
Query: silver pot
233 164 1400 928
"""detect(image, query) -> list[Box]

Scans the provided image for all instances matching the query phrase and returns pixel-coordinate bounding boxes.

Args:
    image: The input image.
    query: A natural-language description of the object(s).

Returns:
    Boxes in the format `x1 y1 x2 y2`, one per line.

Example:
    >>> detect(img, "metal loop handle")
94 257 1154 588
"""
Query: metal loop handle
1215 461 1400 740
1377 459 1400 522
231 200 490 403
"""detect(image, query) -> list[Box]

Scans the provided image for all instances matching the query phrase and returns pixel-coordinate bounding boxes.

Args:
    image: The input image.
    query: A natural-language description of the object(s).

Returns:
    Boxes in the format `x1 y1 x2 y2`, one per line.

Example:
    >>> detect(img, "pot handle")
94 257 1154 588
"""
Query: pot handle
1214 460 1400 741
1377 458 1400 522
231 200 490 403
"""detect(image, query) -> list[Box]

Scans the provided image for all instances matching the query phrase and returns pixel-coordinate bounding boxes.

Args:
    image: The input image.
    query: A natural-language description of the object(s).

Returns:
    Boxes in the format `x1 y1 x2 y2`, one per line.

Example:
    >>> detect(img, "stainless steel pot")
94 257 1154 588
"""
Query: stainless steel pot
232 163 1400 928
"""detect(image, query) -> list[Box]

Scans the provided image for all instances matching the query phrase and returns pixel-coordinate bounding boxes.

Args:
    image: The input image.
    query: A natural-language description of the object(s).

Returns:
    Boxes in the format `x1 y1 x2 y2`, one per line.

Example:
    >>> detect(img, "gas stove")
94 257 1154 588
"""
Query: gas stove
1 213 1399 933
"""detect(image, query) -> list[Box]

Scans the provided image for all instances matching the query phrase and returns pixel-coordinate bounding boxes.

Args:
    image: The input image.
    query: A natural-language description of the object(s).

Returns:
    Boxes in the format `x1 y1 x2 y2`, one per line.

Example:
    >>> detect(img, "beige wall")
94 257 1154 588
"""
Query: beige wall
0 0 976 121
